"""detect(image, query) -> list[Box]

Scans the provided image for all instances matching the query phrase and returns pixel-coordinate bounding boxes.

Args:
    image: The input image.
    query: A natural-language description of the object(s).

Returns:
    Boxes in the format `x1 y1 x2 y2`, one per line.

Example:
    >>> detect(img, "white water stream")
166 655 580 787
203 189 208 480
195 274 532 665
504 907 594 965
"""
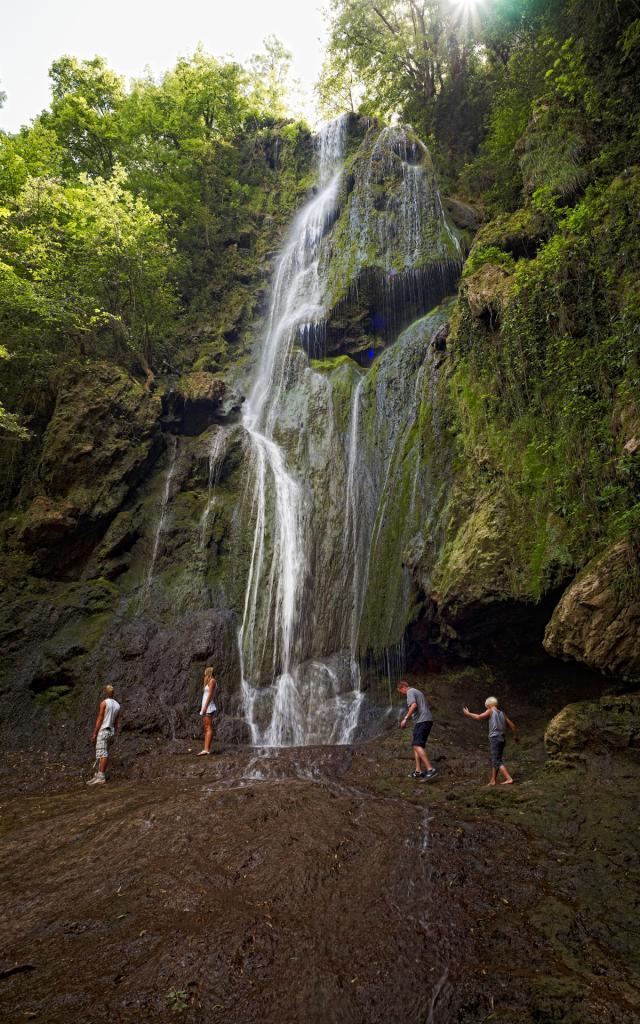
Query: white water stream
237 117 460 746
239 116 358 746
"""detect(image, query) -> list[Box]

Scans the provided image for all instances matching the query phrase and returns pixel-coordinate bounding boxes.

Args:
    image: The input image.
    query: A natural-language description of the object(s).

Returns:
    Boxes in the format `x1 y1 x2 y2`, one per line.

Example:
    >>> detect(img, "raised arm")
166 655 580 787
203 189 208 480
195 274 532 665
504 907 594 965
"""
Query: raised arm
463 706 492 721
91 700 106 742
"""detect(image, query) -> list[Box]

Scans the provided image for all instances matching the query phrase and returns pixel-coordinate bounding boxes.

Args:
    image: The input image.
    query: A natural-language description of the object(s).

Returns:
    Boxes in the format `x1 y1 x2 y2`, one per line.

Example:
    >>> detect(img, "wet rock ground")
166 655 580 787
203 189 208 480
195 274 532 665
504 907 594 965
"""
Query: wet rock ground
1 670 639 1024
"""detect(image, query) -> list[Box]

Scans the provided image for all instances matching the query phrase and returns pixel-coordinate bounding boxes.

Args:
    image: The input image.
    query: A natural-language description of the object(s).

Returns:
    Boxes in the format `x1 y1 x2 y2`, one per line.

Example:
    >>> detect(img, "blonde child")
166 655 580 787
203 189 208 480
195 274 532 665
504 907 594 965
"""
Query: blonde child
463 696 518 786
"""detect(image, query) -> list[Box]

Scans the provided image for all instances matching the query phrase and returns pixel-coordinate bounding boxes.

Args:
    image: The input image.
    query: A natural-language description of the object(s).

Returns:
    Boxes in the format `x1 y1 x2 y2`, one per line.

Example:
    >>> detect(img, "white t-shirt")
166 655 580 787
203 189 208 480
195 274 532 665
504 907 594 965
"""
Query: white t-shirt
201 684 217 715
102 697 120 730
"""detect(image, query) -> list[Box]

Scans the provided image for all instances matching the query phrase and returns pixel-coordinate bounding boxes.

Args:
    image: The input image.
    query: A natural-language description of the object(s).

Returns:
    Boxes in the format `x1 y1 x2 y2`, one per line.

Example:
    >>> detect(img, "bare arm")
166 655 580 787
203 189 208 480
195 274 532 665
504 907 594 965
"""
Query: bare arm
506 715 518 739
201 676 217 715
91 700 106 742
400 702 418 728
114 709 122 733
463 707 492 721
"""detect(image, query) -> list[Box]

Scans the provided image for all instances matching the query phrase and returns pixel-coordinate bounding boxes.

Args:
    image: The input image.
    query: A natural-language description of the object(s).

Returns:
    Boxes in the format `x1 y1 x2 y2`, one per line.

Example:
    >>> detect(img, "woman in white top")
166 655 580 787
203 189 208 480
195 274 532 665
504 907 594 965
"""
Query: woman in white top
198 666 217 755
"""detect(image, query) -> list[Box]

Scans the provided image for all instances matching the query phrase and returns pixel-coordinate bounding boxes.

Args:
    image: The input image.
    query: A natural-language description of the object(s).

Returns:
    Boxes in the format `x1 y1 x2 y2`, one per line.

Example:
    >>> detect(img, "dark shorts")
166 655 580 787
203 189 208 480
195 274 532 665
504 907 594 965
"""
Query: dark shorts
490 735 506 768
412 721 432 749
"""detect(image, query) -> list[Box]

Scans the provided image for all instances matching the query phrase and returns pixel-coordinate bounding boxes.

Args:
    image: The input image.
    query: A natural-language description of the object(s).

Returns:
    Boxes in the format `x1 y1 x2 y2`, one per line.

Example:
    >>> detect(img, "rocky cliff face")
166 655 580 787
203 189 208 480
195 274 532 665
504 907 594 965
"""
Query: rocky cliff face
1 115 638 752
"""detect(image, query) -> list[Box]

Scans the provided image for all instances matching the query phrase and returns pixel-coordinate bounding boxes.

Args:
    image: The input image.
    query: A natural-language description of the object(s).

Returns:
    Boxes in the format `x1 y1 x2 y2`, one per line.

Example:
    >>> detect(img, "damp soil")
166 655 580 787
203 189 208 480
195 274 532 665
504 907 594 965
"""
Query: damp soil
1 670 639 1024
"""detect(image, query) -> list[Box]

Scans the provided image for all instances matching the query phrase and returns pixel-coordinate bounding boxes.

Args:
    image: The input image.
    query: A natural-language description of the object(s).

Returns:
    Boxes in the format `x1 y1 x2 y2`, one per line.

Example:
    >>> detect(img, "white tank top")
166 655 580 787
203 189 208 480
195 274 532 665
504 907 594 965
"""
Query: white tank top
102 697 120 730
201 683 217 715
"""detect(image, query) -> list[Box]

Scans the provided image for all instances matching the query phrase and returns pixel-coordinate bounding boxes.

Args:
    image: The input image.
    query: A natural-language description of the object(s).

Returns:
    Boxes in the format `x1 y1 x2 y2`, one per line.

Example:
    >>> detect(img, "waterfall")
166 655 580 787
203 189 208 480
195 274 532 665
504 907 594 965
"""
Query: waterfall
140 435 177 606
237 116 460 746
239 116 355 746
342 377 375 690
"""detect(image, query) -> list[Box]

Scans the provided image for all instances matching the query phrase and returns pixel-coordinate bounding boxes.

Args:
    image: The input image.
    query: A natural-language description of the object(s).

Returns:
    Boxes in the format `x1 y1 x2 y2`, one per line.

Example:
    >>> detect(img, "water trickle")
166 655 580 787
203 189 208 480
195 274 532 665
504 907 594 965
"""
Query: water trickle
140 435 177 606
199 428 229 550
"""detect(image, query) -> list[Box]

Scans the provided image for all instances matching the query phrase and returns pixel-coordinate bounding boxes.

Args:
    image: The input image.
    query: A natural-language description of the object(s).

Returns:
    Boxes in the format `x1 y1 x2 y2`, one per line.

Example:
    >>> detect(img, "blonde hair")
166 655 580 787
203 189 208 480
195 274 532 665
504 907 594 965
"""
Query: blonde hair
485 696 499 708
104 685 114 697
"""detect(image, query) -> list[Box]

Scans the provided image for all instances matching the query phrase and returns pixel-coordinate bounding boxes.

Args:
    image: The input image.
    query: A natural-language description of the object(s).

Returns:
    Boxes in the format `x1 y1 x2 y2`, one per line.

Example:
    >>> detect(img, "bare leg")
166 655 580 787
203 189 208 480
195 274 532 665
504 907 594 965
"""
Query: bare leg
499 765 513 784
487 767 498 786
198 715 210 754
414 746 433 772
204 715 214 753
99 756 108 774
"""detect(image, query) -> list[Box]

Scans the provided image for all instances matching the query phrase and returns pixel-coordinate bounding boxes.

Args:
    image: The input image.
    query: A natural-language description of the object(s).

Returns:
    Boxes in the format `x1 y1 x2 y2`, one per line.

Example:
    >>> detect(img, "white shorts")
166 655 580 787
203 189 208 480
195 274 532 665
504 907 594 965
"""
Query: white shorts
95 727 114 759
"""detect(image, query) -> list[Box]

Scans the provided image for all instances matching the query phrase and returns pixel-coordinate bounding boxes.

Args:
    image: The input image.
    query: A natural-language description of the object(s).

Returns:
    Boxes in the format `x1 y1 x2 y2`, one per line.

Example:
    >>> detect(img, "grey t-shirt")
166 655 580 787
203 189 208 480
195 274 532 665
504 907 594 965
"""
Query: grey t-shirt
488 708 506 738
406 687 432 724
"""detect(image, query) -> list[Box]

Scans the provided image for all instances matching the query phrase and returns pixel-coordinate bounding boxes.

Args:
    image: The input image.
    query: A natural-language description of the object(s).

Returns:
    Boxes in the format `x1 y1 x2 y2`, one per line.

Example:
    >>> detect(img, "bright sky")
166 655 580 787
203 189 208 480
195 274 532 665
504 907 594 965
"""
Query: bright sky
0 0 328 133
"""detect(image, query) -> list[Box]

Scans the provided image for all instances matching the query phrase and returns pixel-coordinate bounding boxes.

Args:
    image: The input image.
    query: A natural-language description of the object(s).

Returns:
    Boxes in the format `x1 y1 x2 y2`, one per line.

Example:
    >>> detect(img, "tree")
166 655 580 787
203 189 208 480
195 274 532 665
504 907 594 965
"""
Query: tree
248 36 296 120
0 346 29 439
319 0 550 172
0 167 178 364
41 56 126 177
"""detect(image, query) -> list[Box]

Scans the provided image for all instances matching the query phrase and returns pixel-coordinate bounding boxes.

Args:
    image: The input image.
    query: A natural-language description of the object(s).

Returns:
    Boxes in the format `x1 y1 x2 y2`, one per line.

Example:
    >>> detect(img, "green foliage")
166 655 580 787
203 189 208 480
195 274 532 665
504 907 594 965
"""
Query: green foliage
0 167 178 363
0 345 29 438
0 43 312 442
463 246 515 278
320 0 547 177
165 988 188 1014
41 56 126 177
247 36 296 120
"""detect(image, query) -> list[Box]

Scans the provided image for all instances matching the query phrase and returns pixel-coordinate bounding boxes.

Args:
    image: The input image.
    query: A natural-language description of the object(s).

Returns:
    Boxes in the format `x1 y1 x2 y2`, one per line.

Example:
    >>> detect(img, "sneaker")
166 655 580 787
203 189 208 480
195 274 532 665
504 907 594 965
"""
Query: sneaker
408 770 426 779
86 772 106 786
419 768 438 782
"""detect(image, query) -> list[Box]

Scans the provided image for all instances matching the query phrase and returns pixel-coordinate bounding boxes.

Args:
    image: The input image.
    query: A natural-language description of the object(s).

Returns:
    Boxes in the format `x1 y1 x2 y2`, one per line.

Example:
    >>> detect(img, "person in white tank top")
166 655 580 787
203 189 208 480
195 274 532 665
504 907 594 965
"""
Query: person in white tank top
87 685 121 786
198 667 217 756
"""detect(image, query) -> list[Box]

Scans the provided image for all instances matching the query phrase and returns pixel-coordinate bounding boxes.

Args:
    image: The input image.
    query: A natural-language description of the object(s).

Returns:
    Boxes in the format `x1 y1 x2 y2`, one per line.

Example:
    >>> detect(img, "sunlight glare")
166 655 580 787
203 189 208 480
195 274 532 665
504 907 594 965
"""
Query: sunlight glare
449 0 486 32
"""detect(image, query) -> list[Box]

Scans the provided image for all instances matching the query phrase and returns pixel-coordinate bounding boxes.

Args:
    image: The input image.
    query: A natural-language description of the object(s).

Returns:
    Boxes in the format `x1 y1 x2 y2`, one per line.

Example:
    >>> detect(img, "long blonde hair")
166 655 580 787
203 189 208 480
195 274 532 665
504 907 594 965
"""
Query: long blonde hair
203 666 215 685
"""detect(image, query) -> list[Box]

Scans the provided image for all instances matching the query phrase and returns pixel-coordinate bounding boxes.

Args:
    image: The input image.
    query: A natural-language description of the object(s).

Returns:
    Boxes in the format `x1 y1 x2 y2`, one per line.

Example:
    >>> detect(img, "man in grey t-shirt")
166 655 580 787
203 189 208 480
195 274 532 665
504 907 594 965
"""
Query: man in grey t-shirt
397 681 437 781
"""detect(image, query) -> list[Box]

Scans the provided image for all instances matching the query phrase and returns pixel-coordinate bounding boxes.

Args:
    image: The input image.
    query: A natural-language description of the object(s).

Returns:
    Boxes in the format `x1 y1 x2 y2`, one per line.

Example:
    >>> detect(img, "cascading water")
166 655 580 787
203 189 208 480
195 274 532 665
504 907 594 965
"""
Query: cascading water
238 116 461 746
140 435 177 607
239 116 354 746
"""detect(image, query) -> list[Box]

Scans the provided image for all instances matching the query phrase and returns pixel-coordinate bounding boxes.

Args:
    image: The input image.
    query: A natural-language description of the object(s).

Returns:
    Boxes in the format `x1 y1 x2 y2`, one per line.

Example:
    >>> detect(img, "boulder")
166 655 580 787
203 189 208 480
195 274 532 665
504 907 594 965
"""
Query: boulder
443 196 483 232
96 608 242 737
463 264 513 329
163 372 243 435
471 208 545 260
545 693 640 754
544 541 640 681
20 497 79 549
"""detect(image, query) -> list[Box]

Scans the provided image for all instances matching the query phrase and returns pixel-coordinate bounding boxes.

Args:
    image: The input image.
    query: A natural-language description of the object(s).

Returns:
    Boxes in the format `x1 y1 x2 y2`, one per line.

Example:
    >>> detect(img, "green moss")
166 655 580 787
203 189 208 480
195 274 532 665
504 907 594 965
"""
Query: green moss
310 354 359 373
436 169 640 602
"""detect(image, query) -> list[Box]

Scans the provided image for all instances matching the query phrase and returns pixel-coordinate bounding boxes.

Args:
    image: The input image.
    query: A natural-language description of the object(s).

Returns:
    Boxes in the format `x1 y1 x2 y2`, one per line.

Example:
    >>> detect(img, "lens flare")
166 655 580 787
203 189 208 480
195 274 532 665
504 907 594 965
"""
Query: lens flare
449 0 486 31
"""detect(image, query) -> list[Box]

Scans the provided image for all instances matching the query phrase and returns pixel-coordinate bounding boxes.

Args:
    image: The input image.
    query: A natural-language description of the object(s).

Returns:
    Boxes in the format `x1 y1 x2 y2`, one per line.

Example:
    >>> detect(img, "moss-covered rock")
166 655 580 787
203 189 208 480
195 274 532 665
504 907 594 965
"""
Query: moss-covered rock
410 168 640 666
162 372 243 435
470 207 546 261
15 362 161 573
461 263 513 326
545 693 640 753
442 195 483 233
544 540 640 681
